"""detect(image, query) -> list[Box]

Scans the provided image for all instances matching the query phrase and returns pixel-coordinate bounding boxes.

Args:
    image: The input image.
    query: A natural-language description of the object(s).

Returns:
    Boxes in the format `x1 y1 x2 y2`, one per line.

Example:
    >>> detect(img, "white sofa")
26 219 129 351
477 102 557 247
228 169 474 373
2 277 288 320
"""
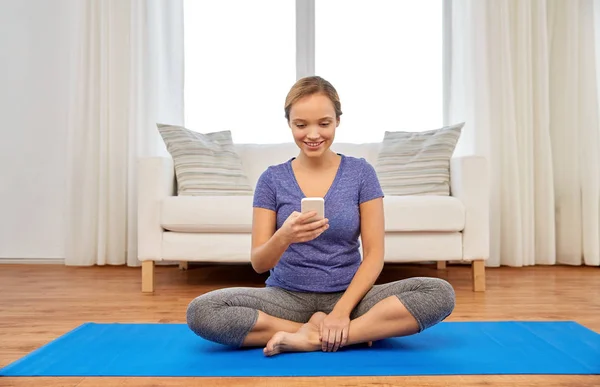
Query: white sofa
137 142 489 293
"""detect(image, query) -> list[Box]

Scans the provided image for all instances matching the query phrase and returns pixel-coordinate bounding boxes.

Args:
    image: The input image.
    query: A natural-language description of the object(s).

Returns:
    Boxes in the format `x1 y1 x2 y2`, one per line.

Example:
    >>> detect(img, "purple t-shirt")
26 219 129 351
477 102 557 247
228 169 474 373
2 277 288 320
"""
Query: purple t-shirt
252 154 384 293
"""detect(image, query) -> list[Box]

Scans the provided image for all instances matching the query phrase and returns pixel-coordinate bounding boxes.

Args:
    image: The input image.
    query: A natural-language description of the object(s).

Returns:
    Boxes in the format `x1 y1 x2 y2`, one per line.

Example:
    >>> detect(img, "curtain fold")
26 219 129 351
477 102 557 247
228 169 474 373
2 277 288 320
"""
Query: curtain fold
65 0 183 266
449 0 600 267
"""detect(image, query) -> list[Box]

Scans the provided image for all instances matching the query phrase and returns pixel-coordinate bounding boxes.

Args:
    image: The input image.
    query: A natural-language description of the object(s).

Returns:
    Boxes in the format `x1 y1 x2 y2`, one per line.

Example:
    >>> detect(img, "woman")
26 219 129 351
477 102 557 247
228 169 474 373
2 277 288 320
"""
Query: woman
186 76 455 357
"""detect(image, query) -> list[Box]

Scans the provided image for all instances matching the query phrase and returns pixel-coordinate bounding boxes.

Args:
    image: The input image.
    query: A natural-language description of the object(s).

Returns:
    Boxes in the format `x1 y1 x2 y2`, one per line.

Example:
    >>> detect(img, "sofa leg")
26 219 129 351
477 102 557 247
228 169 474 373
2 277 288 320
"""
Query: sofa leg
179 261 188 270
142 261 155 293
436 261 446 270
472 259 485 292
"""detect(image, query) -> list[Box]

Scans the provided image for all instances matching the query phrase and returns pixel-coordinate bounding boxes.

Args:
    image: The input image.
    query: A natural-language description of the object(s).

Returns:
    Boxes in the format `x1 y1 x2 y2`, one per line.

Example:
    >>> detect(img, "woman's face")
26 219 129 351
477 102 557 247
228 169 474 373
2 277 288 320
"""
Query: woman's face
288 93 339 159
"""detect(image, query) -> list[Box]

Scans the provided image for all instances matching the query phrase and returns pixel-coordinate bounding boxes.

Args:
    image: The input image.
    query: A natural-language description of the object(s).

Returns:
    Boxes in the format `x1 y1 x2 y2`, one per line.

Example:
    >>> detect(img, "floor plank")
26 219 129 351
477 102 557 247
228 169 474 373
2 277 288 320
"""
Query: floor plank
0 263 599 386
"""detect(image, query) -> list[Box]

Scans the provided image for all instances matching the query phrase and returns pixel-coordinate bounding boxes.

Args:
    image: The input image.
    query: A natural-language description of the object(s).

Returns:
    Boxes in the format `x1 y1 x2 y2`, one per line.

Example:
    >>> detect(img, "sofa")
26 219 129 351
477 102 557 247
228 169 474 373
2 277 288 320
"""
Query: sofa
137 138 489 293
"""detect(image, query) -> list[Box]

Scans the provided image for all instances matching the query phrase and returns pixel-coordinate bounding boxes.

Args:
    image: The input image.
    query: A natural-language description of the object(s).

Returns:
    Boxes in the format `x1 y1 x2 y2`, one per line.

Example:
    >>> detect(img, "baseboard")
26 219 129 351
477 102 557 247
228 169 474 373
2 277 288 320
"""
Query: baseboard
0 258 178 266
0 258 65 265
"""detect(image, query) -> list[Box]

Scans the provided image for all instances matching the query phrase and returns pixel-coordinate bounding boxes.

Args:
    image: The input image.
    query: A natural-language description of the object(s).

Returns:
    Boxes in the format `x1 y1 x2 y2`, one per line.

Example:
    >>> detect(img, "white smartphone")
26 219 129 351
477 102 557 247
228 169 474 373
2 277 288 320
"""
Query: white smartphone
301 197 325 221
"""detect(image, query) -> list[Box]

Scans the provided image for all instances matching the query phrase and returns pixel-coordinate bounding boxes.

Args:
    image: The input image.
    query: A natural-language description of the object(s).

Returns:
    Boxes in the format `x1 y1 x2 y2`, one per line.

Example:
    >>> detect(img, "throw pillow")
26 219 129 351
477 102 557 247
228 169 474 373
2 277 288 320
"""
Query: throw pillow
375 122 463 196
157 124 254 196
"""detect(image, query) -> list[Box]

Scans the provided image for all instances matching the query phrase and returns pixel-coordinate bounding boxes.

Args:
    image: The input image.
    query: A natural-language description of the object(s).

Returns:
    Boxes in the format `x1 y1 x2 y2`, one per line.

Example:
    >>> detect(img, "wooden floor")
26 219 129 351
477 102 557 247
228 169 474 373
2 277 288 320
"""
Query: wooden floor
0 263 598 387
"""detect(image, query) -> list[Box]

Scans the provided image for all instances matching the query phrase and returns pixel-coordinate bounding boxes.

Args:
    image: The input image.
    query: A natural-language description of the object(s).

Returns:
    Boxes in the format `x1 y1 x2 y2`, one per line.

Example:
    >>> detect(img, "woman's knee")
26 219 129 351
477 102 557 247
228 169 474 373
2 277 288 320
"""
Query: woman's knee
426 277 456 319
400 277 456 331
186 292 225 341
186 289 260 346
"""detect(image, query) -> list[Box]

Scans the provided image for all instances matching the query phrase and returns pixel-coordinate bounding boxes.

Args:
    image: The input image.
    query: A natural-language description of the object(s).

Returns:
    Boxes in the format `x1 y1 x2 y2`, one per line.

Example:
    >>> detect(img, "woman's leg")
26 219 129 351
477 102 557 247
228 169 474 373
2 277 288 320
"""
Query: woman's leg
263 277 455 355
335 277 455 346
186 286 317 347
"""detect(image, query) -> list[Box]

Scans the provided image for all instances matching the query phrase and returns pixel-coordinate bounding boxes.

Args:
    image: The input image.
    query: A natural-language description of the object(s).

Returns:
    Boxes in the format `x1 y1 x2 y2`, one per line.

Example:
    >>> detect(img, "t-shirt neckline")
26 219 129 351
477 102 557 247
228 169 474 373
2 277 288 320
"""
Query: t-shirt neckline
287 153 345 200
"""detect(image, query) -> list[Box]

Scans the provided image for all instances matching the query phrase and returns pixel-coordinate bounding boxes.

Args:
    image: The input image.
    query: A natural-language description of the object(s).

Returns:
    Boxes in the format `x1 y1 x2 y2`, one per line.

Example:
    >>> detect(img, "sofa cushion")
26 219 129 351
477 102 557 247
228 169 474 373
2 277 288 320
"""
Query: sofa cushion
161 196 254 233
375 122 463 196
161 195 465 233
383 196 465 232
157 124 254 196
160 232 463 262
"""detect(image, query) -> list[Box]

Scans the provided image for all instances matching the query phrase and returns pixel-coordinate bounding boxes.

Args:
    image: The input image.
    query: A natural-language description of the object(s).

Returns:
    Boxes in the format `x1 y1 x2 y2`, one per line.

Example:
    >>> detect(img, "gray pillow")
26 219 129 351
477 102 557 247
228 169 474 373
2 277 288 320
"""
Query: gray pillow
157 124 253 196
375 123 463 196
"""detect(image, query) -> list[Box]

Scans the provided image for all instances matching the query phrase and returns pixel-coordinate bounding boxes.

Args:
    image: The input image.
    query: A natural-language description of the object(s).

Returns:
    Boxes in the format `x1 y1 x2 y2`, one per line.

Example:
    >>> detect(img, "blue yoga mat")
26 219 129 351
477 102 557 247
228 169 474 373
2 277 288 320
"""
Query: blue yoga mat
1 321 599 377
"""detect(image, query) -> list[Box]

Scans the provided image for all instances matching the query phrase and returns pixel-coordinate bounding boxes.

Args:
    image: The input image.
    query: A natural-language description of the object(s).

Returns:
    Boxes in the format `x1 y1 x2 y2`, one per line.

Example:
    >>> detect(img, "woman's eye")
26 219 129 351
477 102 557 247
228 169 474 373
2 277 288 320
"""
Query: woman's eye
320 122 330 126
296 124 305 128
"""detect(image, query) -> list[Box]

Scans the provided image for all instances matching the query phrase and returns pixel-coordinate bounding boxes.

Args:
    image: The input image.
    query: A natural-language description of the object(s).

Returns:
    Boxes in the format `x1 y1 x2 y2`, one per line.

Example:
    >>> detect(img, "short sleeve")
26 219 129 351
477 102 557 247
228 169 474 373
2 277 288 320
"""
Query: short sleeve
253 168 277 211
359 160 384 204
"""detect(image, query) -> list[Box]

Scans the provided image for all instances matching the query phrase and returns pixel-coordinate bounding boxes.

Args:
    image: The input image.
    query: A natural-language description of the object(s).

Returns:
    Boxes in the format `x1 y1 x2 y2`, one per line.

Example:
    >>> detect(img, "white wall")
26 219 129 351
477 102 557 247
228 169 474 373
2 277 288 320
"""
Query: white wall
0 0 77 260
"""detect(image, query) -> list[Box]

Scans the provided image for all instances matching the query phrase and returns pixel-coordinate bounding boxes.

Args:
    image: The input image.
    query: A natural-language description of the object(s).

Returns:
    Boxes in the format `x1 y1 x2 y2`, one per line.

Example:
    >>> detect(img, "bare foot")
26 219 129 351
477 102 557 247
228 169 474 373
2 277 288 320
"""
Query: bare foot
263 312 325 357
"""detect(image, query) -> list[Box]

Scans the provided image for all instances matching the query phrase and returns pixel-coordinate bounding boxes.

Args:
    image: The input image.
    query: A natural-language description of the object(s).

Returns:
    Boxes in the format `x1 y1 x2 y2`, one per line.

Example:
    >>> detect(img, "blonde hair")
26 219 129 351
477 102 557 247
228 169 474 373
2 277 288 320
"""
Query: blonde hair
284 76 342 121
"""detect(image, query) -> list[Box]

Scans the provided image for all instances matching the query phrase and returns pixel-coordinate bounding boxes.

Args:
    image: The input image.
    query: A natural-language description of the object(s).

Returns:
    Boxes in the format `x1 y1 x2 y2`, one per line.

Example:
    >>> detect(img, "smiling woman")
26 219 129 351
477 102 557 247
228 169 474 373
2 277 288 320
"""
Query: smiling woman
184 75 456 357
285 76 341 160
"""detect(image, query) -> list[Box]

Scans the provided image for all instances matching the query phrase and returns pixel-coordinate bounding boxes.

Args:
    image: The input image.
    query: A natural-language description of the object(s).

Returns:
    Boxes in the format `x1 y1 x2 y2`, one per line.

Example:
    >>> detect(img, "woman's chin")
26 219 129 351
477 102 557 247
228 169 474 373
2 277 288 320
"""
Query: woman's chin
303 148 326 157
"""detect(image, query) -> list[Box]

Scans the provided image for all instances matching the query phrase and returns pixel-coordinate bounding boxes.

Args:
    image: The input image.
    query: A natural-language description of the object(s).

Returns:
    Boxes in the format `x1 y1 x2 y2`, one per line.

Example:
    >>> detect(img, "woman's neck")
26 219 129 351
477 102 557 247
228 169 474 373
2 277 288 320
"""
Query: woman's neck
295 150 338 171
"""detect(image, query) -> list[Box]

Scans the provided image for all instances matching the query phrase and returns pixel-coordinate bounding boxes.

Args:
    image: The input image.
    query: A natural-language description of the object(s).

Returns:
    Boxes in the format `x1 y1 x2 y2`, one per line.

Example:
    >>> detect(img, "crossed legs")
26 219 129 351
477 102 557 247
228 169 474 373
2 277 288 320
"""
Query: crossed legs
186 277 455 356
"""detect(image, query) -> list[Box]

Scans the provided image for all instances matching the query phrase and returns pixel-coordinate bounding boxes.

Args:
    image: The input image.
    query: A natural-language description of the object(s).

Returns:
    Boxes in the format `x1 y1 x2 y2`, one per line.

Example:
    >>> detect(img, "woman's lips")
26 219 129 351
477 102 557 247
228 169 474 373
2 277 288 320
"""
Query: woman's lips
304 141 324 150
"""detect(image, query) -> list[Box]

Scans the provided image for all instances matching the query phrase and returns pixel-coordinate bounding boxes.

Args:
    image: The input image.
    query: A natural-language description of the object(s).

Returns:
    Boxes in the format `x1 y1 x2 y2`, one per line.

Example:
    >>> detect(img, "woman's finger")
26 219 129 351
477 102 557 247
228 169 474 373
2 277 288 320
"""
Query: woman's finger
296 227 327 242
322 329 329 352
312 227 326 238
333 330 343 352
328 330 336 352
319 321 323 341
296 211 316 223
341 327 348 348
300 218 328 232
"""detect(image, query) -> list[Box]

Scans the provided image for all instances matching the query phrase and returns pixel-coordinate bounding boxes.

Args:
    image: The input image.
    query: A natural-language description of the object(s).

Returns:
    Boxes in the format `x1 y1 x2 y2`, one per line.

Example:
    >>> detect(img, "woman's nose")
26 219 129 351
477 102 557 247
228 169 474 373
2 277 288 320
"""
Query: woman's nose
307 125 320 139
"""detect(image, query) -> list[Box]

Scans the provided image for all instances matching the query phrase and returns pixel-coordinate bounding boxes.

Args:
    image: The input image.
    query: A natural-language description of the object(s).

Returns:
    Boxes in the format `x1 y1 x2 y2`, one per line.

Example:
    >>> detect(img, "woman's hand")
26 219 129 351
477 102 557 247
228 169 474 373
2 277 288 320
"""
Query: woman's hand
320 310 350 352
277 211 329 245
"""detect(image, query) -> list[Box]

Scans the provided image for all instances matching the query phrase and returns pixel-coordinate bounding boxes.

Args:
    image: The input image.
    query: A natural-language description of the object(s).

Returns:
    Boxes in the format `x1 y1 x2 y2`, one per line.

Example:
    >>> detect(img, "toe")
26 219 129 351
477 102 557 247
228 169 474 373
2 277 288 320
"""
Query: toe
264 343 275 357
265 341 274 353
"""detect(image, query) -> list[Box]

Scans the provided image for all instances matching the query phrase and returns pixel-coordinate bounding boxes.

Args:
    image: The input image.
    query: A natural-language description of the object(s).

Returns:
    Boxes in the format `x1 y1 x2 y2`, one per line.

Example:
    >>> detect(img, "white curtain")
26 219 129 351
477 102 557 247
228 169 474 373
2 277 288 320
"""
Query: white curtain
449 0 600 267
65 0 183 266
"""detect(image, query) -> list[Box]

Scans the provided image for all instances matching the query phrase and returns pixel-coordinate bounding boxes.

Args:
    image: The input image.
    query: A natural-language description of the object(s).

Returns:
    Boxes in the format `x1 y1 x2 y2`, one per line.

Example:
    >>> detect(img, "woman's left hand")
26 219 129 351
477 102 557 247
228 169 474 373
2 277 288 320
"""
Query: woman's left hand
320 310 351 352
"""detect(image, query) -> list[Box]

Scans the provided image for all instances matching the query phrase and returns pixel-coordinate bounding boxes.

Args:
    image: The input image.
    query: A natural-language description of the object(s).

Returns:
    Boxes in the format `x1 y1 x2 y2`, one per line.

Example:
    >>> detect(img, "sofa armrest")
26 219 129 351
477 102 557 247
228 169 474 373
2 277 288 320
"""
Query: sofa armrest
450 155 489 261
137 156 175 261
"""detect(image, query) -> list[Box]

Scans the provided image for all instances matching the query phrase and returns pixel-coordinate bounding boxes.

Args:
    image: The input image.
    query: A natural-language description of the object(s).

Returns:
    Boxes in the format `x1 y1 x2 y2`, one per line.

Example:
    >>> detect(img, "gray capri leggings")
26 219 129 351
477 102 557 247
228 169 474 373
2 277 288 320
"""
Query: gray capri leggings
186 277 455 347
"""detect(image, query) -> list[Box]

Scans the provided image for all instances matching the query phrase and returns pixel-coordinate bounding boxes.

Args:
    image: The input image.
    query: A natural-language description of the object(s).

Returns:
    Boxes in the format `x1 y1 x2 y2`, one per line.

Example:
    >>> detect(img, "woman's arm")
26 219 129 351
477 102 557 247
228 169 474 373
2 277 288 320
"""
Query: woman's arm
332 197 385 315
319 196 385 351
250 208 329 274
250 208 289 274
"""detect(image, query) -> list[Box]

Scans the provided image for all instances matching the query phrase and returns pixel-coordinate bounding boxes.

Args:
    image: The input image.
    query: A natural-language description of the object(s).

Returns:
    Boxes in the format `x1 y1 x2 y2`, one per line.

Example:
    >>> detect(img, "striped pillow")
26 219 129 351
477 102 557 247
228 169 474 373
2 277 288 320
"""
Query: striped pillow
375 123 463 196
157 124 254 196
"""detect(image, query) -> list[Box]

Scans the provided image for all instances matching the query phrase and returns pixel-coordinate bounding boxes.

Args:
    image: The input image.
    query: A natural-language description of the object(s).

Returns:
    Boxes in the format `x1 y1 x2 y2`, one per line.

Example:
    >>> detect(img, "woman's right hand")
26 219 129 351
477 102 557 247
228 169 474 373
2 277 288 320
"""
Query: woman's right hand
277 211 329 245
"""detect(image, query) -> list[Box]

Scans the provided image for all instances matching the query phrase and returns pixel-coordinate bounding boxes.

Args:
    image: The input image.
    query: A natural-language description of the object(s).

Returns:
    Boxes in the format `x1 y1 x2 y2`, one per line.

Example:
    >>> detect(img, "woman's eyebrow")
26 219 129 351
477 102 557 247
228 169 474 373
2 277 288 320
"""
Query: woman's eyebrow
291 116 333 122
